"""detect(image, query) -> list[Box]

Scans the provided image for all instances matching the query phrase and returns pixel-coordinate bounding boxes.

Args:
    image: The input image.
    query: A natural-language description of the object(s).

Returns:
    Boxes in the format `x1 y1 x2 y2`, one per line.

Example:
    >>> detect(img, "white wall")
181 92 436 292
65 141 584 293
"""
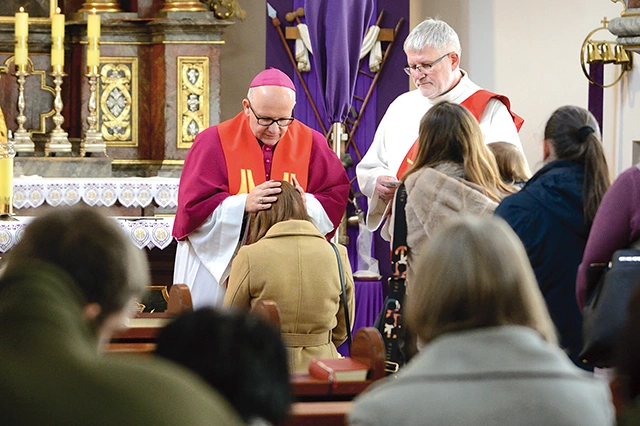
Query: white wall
411 0 636 175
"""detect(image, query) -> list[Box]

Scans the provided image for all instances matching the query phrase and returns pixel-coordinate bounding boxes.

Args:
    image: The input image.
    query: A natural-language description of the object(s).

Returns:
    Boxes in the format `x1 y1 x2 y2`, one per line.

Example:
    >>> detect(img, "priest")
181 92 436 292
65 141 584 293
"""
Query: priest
356 18 525 233
173 68 350 308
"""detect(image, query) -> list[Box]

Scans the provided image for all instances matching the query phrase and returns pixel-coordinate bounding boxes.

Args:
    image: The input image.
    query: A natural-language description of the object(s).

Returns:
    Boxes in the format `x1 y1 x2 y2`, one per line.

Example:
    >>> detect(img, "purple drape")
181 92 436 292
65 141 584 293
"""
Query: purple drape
305 0 375 124
588 63 604 135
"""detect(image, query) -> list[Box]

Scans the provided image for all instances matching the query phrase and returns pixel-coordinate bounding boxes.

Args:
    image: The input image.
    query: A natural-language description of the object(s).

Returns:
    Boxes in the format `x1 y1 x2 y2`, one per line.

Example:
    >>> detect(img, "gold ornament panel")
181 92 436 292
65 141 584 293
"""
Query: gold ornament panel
99 57 139 148
177 56 209 149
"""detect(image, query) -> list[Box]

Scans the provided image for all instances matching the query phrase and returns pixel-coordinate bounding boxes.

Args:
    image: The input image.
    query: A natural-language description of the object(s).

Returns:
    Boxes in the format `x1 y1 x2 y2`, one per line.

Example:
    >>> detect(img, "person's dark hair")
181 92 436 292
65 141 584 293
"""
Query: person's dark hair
402 101 514 201
614 285 640 401
2 205 149 332
249 180 309 243
544 105 610 223
155 308 292 425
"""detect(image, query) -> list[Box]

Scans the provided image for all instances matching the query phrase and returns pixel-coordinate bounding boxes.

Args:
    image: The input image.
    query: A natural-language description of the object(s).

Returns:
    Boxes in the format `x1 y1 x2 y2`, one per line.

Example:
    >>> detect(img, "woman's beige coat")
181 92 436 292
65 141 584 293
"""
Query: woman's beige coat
224 219 355 374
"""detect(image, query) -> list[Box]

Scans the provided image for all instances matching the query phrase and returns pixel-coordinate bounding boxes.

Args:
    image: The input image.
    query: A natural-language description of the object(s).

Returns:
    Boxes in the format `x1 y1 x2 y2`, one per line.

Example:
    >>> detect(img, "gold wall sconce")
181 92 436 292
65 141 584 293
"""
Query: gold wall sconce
581 17 634 88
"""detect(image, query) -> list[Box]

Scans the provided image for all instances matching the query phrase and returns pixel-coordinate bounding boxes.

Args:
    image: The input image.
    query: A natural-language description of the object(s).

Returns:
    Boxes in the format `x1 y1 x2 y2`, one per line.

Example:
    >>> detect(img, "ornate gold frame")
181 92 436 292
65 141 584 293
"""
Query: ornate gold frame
177 56 209 149
0 58 55 135
99 57 139 148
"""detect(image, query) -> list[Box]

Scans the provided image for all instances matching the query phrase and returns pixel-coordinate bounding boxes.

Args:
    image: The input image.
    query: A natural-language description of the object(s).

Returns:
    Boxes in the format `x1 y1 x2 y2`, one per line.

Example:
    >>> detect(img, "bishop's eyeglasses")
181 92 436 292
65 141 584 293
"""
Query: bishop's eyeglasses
247 101 295 127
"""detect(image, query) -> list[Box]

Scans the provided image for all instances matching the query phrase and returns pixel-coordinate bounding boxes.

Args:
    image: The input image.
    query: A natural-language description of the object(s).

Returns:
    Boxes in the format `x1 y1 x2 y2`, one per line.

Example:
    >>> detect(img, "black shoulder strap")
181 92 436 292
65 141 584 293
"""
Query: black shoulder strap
330 242 352 350
381 183 409 373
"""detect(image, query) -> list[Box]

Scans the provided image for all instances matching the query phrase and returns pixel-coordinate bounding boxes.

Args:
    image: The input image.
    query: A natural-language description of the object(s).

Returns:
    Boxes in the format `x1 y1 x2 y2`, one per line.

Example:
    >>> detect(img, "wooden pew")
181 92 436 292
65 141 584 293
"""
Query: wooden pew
290 327 385 401
285 327 384 424
285 401 353 426
250 299 385 401
252 299 282 328
106 284 192 354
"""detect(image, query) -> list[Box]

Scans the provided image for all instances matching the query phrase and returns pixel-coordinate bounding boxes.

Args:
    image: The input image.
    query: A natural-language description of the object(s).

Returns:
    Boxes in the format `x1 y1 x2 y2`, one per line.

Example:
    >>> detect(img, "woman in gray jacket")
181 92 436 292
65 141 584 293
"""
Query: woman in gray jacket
349 216 614 426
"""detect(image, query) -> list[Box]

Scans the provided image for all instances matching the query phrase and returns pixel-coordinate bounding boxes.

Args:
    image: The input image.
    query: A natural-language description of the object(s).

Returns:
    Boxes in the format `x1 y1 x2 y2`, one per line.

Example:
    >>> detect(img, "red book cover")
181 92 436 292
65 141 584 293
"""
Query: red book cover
308 358 369 382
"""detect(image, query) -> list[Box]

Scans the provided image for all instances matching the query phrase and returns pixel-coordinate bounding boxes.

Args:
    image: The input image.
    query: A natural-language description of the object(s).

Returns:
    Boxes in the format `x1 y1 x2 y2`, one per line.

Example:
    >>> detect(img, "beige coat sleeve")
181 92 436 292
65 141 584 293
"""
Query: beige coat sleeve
332 244 356 346
223 248 251 309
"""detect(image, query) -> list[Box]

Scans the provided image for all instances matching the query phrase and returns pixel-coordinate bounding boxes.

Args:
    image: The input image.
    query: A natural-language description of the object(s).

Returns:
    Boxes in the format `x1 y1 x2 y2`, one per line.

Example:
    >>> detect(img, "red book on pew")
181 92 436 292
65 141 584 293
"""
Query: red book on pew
308 358 369 382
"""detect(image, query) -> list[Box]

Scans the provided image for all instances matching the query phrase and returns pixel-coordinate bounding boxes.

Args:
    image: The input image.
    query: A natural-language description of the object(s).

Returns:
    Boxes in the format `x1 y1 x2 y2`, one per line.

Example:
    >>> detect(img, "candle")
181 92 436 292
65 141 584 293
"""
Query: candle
51 8 65 68
14 7 28 66
0 125 13 208
87 10 100 68
88 10 100 38
0 157 13 205
15 7 27 37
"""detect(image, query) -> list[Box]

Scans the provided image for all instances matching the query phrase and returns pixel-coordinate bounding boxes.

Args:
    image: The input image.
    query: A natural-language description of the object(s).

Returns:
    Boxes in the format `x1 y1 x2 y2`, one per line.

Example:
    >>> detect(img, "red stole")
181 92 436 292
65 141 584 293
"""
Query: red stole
218 112 312 194
396 90 524 179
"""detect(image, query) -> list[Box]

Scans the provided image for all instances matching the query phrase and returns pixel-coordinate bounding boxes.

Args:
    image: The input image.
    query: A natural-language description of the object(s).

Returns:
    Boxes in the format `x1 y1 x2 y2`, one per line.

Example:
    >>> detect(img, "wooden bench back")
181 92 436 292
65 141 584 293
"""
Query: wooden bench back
252 299 282 329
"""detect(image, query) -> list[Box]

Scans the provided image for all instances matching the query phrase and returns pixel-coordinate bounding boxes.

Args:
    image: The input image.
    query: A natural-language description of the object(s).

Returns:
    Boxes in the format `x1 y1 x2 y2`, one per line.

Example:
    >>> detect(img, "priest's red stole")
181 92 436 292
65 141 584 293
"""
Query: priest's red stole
218 113 312 194
395 90 524 179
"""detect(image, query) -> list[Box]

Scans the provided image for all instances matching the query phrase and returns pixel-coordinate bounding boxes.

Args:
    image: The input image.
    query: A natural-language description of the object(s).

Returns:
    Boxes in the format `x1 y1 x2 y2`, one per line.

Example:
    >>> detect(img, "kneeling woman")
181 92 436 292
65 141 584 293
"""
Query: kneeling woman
224 181 355 374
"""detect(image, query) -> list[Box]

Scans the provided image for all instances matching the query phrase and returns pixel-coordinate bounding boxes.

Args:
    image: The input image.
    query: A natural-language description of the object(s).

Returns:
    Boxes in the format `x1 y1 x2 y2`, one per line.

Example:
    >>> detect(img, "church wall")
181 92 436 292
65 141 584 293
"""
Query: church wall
610 55 640 174
219 0 266 122
494 0 624 174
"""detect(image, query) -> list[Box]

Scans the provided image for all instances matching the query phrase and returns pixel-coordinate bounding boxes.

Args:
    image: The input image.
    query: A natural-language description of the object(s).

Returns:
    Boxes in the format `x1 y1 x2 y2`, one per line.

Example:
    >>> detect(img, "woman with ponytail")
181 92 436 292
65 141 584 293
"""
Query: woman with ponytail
495 105 611 369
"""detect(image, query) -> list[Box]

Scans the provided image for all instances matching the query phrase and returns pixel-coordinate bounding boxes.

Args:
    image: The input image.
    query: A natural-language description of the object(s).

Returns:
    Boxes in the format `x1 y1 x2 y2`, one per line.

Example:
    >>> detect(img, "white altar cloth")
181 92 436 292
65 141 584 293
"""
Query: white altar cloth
12 177 179 210
0 216 175 253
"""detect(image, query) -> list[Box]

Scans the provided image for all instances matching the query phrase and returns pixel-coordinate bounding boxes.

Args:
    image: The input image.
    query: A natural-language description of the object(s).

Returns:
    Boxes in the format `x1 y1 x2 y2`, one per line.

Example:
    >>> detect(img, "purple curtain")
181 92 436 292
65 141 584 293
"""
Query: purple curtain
588 63 604 135
305 0 375 124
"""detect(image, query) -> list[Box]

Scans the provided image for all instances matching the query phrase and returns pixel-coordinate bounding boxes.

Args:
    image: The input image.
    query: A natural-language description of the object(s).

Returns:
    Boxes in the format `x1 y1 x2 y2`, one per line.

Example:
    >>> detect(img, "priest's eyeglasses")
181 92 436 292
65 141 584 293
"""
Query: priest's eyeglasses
247 101 295 127
403 52 453 75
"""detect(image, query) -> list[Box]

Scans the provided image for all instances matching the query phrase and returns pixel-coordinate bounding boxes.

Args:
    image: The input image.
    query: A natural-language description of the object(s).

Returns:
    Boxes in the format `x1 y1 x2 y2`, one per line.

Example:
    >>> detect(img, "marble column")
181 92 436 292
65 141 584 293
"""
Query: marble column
610 0 640 54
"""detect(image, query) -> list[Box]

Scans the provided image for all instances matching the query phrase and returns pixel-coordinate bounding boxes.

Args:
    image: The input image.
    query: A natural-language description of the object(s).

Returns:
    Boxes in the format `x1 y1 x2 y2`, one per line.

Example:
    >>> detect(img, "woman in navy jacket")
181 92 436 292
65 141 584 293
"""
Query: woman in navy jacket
495 105 610 368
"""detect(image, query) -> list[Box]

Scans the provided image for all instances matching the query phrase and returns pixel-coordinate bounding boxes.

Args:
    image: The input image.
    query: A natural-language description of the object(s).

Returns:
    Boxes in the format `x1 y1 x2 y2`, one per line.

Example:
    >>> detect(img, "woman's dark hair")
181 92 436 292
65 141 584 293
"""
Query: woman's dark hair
544 106 610 223
249 180 309 243
155 308 292 425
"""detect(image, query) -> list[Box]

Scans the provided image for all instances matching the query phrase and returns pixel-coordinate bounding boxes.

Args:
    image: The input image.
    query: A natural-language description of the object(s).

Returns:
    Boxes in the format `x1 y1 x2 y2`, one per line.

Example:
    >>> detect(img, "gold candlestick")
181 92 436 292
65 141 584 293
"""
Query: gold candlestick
45 67 72 156
13 63 34 155
80 67 106 157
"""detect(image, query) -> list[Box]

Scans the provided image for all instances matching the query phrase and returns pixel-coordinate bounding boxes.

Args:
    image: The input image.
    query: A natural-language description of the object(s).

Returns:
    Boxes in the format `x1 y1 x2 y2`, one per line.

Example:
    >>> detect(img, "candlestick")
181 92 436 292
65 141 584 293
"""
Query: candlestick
80 72 107 157
51 8 65 70
13 65 34 155
14 7 28 66
45 71 72 156
87 10 100 68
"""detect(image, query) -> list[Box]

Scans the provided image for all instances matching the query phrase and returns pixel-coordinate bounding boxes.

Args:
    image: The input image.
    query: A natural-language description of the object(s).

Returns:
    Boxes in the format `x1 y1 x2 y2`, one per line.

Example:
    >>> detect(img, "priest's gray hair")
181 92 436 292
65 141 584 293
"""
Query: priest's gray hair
404 17 462 55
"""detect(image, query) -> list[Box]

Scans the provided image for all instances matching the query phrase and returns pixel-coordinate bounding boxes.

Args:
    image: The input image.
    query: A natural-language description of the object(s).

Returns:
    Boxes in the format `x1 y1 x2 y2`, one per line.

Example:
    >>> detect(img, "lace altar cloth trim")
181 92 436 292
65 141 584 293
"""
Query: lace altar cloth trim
0 216 176 253
12 177 179 209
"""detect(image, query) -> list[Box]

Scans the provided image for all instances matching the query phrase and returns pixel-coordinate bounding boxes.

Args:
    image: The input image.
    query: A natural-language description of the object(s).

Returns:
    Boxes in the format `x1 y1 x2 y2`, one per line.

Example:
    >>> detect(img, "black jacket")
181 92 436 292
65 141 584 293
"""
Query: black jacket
495 160 588 367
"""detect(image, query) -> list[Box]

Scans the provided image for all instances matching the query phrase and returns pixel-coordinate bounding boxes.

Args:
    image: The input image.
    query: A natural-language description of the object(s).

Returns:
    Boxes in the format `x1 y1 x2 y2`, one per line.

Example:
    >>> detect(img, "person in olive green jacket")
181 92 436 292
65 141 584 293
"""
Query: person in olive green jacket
224 181 355 374
0 206 242 425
